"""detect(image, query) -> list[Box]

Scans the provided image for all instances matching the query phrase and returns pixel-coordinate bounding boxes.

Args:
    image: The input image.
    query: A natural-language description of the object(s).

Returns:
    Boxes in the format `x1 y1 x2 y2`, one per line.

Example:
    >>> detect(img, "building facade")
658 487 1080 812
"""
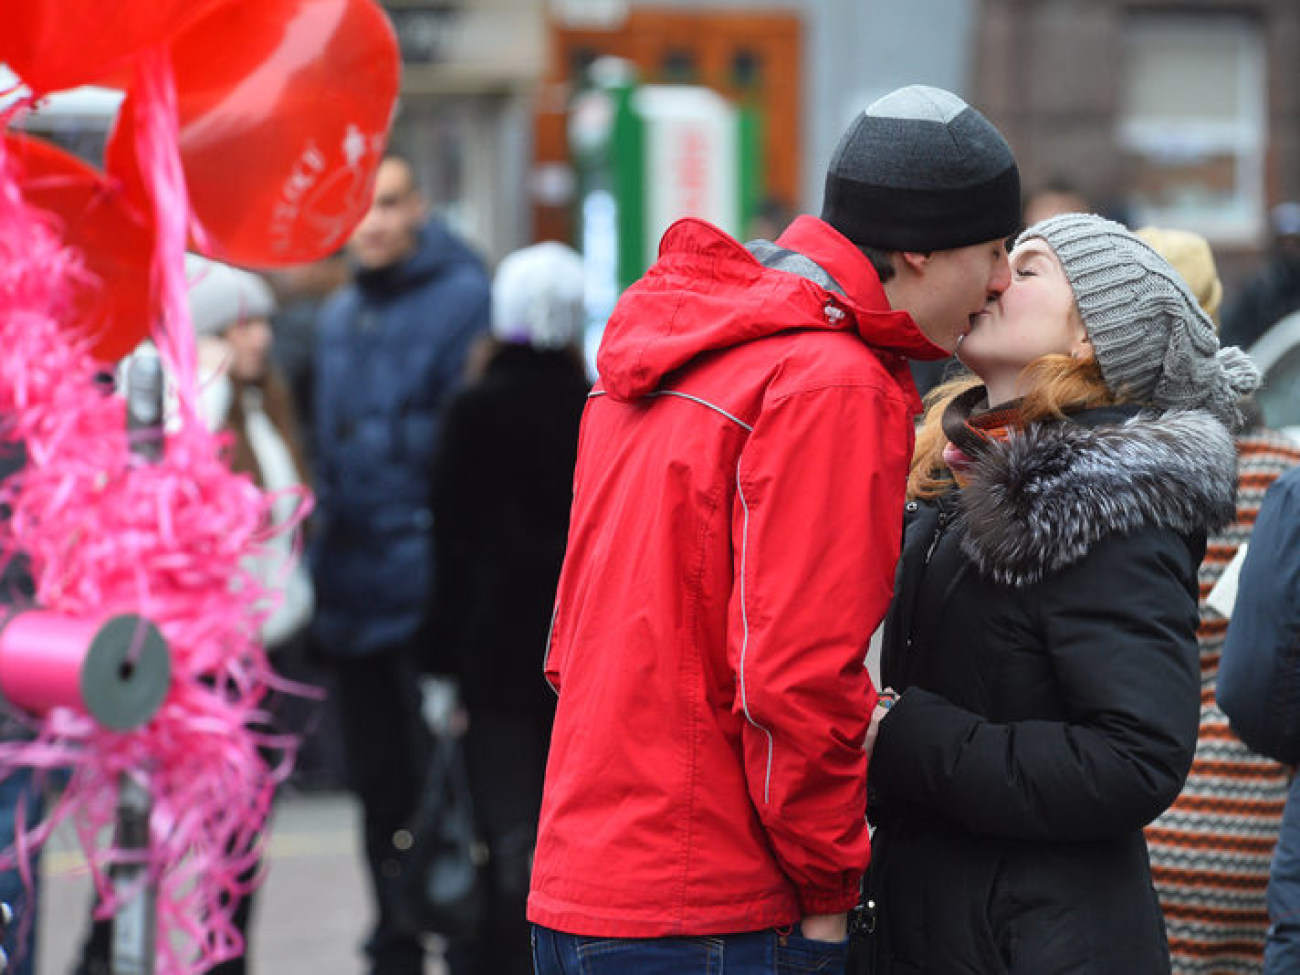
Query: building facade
390 0 1297 287
975 0 1300 286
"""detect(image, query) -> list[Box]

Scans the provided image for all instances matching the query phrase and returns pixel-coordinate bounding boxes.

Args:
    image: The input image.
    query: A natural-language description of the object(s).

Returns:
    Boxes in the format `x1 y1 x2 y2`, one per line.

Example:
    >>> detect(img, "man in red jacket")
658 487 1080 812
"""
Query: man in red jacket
529 84 1021 974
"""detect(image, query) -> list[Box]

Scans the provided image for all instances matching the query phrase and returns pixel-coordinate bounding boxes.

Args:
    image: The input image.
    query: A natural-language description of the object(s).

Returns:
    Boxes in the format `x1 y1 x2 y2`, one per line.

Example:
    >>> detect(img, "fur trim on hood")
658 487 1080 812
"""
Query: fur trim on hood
960 410 1238 586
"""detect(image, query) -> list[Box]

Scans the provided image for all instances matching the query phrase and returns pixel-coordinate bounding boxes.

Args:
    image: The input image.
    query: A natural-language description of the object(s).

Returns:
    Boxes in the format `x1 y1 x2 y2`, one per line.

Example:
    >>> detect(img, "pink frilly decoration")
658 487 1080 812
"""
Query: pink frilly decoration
0 49 313 975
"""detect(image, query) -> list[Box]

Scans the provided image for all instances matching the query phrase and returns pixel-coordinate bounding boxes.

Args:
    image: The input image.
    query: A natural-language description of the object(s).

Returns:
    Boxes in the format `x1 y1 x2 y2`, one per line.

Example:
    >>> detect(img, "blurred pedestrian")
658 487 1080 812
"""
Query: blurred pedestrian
744 195 795 243
1221 202 1300 352
239 253 351 794
867 213 1260 973
1021 178 1091 227
309 154 489 975
0 768 38 975
186 256 315 653
263 252 350 468
530 84 1022 974
189 255 315 975
1136 225 1300 973
1218 464 1300 974
425 242 589 975
75 256 316 975
0 442 43 975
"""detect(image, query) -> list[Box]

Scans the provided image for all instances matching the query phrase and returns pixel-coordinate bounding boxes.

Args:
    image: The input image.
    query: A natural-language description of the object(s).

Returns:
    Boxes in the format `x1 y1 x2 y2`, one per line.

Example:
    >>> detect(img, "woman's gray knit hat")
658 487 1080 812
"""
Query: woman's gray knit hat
184 254 276 336
1016 213 1259 429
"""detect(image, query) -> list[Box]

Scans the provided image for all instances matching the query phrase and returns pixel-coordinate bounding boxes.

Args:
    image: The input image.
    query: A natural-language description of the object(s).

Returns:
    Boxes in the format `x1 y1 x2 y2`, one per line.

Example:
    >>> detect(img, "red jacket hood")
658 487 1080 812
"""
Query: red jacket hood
596 215 948 401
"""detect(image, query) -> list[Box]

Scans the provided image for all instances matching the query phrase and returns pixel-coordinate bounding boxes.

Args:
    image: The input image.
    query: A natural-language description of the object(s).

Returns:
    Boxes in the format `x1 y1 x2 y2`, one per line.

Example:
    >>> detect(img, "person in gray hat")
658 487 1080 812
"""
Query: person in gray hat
73 255 317 975
1221 201 1300 351
862 213 1260 974
530 84 1020 975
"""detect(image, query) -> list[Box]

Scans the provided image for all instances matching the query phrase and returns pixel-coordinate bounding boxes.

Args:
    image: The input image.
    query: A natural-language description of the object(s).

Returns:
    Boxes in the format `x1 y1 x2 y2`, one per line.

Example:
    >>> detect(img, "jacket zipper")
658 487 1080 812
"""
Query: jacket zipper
903 502 950 661
923 510 950 565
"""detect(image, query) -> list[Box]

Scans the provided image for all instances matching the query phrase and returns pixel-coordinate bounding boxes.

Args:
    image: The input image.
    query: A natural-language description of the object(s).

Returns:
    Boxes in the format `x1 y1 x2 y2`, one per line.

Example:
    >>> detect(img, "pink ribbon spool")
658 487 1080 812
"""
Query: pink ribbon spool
0 611 171 730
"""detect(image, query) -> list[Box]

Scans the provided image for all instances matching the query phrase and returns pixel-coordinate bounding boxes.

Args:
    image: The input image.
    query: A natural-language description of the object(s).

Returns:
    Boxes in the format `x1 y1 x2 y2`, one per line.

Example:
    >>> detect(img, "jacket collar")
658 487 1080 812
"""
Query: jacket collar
775 217 950 364
958 408 1238 586
595 217 939 410
354 219 481 298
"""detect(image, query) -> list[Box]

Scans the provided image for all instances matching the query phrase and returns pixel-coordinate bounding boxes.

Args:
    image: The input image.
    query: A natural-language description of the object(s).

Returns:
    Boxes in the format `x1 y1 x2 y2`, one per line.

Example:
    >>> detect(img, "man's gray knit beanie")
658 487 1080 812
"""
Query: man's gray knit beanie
821 84 1021 252
1016 213 1260 429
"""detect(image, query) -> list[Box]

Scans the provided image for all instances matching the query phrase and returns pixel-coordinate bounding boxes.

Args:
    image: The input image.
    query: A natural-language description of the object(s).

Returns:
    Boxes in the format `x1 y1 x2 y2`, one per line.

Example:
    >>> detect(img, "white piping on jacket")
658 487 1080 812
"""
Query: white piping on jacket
583 384 772 800
735 464 774 804
587 388 754 433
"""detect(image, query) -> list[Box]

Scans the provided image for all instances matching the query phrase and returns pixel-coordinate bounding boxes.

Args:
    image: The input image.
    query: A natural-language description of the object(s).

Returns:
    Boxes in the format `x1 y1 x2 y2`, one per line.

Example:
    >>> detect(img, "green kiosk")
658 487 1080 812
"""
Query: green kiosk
568 57 763 372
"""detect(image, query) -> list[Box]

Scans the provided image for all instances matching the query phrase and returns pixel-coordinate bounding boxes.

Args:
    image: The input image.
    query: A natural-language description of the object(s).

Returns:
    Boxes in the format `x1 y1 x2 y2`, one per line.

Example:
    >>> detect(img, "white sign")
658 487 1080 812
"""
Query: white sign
636 85 738 260
551 0 630 29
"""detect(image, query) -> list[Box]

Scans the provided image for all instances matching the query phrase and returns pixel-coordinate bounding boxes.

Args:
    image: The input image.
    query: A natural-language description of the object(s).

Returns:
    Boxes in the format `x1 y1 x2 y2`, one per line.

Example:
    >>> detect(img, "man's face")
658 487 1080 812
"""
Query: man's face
348 159 425 271
908 240 1012 353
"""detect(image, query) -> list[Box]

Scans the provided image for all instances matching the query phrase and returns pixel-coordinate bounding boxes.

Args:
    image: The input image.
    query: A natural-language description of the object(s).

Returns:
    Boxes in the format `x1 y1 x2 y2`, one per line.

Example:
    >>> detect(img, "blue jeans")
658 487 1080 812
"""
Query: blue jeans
531 925 847 975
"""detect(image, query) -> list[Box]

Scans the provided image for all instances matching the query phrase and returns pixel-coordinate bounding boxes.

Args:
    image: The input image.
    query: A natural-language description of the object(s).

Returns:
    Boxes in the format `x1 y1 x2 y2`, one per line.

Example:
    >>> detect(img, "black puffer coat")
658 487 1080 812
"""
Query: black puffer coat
427 343 589 723
868 406 1239 974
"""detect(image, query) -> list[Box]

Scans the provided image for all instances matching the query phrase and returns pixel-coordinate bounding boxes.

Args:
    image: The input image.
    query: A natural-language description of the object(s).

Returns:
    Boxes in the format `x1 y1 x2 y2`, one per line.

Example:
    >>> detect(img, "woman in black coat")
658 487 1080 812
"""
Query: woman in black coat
427 242 590 975
864 214 1261 974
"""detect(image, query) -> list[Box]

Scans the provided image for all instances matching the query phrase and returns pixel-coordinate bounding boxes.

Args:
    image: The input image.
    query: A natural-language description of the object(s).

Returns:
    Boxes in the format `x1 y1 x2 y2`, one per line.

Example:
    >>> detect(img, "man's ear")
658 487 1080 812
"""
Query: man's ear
897 251 933 275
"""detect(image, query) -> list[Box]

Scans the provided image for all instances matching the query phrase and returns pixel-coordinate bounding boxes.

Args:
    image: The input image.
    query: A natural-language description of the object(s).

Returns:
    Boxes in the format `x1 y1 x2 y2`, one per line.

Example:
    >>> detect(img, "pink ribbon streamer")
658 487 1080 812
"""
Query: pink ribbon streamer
0 47 313 975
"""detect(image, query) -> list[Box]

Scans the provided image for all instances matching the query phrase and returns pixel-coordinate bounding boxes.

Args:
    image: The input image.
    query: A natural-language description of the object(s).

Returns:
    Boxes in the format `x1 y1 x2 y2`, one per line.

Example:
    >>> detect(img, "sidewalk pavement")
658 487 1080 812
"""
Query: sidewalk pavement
36 791 449 975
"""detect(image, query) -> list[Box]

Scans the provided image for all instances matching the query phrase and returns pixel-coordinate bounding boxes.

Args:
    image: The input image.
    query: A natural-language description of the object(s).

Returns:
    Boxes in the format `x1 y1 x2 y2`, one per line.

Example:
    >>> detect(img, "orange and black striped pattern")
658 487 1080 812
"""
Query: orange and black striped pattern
1147 430 1300 974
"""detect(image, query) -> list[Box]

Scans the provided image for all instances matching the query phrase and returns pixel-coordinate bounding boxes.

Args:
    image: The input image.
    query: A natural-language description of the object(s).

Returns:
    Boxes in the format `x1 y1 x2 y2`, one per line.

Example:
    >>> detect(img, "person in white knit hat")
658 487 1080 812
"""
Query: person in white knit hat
862 213 1259 974
424 242 589 975
77 256 315 975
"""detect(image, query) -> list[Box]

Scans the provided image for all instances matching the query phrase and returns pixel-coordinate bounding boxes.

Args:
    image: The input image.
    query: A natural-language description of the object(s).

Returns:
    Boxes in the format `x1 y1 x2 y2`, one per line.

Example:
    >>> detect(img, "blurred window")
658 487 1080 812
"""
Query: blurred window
731 50 762 91
659 49 698 84
1119 14 1265 245
391 96 504 257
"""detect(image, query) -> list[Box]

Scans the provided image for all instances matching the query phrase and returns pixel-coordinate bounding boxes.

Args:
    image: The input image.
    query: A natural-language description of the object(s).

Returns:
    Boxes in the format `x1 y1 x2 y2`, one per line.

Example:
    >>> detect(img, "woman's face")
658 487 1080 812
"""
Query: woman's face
956 238 1090 400
223 315 272 383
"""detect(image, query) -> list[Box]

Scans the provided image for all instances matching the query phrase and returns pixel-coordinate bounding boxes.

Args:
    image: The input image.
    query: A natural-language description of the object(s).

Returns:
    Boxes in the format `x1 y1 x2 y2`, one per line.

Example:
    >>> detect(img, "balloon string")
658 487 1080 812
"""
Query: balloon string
0 97 301 975
130 47 197 422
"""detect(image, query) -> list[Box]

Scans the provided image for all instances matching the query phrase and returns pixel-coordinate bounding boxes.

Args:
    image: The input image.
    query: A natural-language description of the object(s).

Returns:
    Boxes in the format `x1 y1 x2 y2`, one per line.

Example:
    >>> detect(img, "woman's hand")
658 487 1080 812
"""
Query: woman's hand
864 687 899 760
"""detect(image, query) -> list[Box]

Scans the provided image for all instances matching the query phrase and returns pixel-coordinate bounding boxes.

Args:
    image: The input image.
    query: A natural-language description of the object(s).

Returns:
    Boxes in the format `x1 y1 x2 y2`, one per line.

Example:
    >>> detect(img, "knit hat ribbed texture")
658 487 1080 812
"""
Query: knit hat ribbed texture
820 84 1021 252
1016 213 1259 429
1133 225 1223 327
185 254 276 336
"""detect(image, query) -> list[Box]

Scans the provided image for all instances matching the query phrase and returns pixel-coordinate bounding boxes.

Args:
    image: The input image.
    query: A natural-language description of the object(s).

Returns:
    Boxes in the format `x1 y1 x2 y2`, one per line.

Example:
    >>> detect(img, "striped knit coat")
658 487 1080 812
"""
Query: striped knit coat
1147 427 1300 974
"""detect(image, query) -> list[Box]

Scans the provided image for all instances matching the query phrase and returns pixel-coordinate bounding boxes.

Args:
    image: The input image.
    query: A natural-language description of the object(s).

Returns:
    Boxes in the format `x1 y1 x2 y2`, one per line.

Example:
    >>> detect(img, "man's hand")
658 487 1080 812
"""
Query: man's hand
800 911 848 942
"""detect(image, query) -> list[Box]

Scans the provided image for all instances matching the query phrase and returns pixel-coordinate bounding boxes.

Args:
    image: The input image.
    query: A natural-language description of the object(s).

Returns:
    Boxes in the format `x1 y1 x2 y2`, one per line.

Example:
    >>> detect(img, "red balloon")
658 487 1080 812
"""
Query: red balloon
3 133 155 363
0 0 229 95
107 0 400 267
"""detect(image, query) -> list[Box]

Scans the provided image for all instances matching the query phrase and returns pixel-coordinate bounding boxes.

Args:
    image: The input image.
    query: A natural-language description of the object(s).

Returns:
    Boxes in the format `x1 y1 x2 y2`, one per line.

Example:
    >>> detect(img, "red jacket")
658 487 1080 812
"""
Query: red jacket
527 216 945 936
